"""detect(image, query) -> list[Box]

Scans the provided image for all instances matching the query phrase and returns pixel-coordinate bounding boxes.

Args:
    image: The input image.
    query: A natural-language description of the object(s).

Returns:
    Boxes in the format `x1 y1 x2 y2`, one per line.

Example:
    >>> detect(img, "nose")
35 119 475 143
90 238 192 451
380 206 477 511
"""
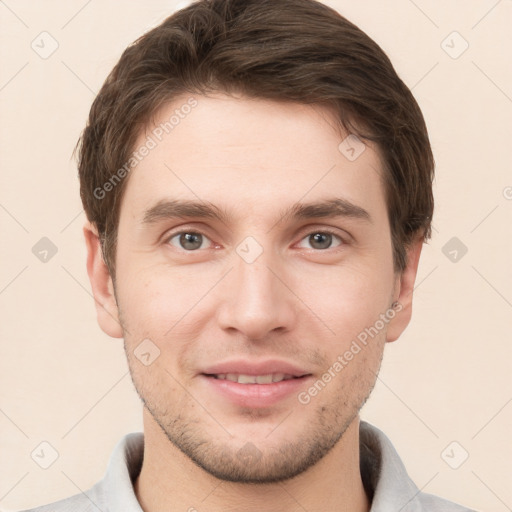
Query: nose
216 244 297 341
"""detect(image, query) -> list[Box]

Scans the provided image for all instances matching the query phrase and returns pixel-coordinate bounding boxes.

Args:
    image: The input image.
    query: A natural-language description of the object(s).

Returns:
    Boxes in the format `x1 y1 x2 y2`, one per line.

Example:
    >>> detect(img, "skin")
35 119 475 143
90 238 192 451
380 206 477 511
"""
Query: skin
84 92 423 512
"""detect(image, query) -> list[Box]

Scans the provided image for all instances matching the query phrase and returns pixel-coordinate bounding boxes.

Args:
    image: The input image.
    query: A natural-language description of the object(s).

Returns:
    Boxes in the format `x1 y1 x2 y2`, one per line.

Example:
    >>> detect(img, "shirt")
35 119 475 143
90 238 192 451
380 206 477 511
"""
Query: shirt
20 421 477 512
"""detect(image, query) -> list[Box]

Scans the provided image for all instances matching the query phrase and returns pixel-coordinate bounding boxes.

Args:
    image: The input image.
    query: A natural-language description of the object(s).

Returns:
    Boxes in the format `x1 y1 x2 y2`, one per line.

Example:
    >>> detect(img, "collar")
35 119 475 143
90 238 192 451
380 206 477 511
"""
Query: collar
97 421 459 511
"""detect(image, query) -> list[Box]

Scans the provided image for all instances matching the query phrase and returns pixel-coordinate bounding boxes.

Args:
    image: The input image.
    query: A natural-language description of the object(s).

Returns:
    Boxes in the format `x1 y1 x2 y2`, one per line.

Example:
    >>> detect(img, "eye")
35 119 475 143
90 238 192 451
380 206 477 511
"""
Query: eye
296 230 344 250
165 228 345 252
166 231 213 251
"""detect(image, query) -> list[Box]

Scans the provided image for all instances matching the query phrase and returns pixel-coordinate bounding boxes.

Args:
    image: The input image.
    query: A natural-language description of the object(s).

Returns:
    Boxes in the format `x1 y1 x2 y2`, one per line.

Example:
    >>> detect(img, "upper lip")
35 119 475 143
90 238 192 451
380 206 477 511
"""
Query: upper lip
201 359 311 377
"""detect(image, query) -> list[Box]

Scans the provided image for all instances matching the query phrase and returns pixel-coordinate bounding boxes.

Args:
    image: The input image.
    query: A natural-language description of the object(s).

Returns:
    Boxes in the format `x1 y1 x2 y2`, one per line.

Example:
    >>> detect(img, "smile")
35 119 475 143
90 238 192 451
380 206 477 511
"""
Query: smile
208 373 301 384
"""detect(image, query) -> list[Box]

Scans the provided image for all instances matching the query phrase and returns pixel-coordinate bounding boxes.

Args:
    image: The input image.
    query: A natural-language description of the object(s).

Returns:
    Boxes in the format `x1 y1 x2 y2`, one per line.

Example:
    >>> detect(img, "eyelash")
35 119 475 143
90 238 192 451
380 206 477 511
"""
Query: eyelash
164 227 347 252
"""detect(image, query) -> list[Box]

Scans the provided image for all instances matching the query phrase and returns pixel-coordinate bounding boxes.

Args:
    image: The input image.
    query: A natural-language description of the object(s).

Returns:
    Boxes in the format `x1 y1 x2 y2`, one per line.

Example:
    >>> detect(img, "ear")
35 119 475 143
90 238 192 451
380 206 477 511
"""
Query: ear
386 237 424 343
83 221 123 338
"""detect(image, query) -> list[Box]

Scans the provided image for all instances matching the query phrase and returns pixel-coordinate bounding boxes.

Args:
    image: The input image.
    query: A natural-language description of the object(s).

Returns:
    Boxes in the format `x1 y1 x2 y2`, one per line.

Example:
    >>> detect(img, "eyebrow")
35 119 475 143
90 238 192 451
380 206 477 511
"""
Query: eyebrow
141 197 371 226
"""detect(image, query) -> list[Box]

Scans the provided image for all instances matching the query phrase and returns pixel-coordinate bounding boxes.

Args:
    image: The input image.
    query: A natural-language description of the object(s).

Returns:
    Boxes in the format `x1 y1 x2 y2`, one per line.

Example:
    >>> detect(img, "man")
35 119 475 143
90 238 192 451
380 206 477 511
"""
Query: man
22 0 476 510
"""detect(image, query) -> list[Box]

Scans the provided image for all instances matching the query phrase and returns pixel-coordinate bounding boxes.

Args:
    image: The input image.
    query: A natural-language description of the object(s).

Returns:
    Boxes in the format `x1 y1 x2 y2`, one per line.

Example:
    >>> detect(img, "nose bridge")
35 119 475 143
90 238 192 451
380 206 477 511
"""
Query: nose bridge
216 235 296 340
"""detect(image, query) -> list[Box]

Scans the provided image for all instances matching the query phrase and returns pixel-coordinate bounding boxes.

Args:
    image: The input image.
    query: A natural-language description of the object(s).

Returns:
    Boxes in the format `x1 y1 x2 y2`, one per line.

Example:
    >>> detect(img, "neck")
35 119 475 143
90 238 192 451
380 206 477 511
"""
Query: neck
134 408 370 512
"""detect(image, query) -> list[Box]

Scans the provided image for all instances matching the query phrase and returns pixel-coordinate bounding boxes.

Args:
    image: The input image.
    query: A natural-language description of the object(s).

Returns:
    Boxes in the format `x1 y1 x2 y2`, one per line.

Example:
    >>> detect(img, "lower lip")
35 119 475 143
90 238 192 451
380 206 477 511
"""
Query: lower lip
200 374 312 408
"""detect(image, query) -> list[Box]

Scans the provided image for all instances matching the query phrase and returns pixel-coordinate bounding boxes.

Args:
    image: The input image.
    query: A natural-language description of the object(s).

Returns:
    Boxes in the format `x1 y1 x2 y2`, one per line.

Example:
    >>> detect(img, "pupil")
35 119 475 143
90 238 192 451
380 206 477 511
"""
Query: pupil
311 233 331 249
181 233 201 250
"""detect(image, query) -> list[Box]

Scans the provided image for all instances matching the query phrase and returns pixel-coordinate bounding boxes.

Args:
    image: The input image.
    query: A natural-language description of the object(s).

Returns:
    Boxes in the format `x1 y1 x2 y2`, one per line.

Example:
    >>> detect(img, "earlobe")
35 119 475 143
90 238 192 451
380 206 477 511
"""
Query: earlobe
386 237 424 343
83 221 123 338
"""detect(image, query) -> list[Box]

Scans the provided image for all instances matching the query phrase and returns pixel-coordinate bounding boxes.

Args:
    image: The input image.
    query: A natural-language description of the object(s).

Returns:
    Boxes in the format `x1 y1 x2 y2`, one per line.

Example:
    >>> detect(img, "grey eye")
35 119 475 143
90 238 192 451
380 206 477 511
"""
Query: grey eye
297 232 342 250
169 232 209 251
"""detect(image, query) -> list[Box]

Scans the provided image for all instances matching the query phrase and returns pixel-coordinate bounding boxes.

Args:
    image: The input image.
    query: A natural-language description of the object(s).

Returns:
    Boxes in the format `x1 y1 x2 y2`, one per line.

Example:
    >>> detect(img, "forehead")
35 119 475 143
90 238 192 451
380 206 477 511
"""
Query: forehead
120 93 387 226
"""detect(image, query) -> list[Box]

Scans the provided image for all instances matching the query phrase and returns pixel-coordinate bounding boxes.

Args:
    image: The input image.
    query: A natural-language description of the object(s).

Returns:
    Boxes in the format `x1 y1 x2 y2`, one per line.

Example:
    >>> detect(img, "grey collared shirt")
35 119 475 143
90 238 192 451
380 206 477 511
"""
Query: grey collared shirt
20 421 477 512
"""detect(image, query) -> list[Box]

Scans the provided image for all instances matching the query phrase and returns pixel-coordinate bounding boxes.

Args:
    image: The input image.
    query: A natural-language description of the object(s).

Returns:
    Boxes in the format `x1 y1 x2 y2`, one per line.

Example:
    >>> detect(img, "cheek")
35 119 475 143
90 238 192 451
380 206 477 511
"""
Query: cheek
303 262 395 340
116 263 200 333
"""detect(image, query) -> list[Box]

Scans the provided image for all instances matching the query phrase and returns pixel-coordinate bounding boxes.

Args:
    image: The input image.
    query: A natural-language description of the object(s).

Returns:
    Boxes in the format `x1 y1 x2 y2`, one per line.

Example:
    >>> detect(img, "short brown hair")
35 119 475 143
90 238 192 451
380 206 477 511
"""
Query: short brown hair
77 0 434 278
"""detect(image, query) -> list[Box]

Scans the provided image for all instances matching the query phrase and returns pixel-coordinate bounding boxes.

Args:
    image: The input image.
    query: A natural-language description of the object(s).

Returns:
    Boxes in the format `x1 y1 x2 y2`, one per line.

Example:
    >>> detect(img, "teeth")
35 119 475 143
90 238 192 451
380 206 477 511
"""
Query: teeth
213 373 297 384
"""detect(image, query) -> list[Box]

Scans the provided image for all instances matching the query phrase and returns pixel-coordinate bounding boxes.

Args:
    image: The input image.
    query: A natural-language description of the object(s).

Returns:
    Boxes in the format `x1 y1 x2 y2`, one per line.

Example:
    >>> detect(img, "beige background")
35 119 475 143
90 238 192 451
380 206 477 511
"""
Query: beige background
1 1 511 511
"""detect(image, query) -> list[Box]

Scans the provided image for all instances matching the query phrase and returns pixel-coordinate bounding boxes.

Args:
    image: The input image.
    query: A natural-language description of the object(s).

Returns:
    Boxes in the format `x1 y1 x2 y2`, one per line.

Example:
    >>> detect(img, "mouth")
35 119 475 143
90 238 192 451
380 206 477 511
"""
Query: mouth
203 373 308 384
198 359 313 407
199 367 313 408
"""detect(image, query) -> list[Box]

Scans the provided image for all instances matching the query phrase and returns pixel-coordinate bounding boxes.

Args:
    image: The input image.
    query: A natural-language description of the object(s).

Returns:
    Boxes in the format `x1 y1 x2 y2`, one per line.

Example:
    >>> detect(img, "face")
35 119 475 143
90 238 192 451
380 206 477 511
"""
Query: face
87 92 420 483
